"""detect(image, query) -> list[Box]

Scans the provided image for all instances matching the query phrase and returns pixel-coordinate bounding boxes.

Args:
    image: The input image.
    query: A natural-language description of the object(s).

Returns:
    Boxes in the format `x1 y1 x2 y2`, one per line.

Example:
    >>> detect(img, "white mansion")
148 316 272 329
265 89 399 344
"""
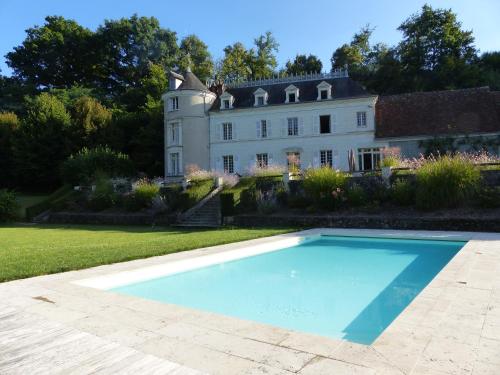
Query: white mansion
162 68 500 179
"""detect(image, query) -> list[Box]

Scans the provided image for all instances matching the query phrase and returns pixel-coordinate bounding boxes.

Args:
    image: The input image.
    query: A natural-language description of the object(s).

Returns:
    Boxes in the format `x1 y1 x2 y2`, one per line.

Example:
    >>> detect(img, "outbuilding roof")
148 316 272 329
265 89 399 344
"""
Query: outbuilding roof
375 87 500 138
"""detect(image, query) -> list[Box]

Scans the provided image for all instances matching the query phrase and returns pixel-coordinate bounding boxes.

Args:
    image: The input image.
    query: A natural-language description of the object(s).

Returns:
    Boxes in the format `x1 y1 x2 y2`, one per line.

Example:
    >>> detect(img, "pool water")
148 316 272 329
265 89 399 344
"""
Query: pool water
112 236 464 344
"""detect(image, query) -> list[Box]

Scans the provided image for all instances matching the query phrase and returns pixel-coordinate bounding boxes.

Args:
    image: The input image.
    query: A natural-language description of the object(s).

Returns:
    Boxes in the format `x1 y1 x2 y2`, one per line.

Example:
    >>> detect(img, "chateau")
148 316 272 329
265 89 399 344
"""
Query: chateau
162 68 500 179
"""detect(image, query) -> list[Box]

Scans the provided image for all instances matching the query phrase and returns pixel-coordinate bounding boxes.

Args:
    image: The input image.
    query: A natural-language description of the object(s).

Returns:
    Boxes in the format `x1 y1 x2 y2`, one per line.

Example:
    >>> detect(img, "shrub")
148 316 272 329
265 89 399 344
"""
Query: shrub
88 176 117 211
345 184 367 207
220 192 235 216
62 146 135 185
276 187 288 207
239 188 257 212
124 178 160 211
256 191 278 215
160 184 183 210
416 155 481 210
303 167 348 210
0 190 19 222
255 175 283 192
476 186 500 209
391 178 416 206
178 179 215 211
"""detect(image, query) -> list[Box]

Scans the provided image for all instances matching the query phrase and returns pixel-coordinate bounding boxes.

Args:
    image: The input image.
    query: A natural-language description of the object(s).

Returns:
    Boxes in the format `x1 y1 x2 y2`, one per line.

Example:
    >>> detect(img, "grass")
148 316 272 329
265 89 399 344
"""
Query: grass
15 194 50 219
0 224 295 282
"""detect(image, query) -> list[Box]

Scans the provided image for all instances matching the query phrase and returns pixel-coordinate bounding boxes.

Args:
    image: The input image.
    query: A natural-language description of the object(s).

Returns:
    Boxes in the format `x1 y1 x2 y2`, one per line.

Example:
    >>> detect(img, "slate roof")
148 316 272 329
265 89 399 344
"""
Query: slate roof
210 77 371 111
375 87 500 138
177 70 209 92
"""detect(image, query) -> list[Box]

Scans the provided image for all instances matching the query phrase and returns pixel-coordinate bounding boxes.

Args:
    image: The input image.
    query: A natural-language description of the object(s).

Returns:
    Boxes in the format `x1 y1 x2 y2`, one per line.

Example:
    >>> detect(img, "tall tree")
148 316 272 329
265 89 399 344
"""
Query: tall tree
12 93 73 189
250 31 279 79
331 26 374 71
71 96 112 147
5 16 95 88
0 112 19 188
219 42 253 81
397 5 479 91
179 35 213 82
285 54 323 75
95 15 178 94
479 52 500 90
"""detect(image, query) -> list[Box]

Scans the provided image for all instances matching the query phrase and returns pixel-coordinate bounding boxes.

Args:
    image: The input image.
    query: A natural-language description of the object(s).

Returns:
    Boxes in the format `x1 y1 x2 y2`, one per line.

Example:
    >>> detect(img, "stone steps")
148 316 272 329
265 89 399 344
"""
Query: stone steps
177 195 221 228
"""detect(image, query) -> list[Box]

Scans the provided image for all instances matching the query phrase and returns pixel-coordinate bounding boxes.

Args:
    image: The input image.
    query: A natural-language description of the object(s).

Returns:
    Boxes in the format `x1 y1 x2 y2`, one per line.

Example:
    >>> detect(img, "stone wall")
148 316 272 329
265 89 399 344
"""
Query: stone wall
229 213 500 232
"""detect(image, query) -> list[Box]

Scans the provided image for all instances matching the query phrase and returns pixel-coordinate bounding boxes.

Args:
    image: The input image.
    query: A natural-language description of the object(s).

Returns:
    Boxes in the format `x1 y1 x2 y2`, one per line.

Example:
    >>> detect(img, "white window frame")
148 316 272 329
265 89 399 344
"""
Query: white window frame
170 96 179 111
357 147 381 171
320 150 333 167
287 117 299 136
220 92 234 110
169 122 180 145
223 155 234 174
285 84 299 103
222 122 233 140
169 152 180 176
260 120 267 138
253 88 268 106
357 111 367 128
256 153 268 168
316 81 332 100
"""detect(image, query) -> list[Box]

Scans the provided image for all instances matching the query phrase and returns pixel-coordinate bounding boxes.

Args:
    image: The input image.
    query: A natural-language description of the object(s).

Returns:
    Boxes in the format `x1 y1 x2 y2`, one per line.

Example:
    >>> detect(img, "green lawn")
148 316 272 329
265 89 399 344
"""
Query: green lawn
0 224 295 282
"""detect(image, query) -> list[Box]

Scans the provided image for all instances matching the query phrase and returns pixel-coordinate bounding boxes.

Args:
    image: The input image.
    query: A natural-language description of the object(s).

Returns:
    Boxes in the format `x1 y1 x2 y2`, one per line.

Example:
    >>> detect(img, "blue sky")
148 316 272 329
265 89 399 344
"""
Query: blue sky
1 0 499 76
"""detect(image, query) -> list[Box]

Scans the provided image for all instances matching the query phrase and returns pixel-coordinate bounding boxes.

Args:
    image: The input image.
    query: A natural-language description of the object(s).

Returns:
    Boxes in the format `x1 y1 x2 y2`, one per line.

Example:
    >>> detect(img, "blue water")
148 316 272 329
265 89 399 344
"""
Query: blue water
112 236 464 344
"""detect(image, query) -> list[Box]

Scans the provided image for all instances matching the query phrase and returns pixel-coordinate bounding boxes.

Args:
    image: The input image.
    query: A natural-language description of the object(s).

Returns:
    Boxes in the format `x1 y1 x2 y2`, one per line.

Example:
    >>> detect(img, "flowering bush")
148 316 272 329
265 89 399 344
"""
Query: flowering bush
215 171 239 188
187 168 215 182
247 164 286 177
380 147 402 168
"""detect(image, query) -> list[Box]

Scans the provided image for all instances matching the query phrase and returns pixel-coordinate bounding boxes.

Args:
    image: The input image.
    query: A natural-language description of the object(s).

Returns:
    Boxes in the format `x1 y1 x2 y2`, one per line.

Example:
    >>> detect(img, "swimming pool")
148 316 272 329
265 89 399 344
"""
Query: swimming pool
111 235 464 344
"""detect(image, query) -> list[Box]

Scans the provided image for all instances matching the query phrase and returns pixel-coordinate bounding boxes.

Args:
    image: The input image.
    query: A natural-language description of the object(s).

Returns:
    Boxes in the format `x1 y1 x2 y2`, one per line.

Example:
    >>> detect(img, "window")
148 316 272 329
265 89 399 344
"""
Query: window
253 88 268 106
320 115 331 134
287 117 298 136
260 120 267 138
320 150 333 167
170 123 180 145
223 99 230 109
285 84 299 103
286 152 301 171
170 97 179 111
316 81 332 100
170 153 180 175
223 155 234 174
357 111 367 127
222 122 232 140
256 153 268 168
357 148 381 171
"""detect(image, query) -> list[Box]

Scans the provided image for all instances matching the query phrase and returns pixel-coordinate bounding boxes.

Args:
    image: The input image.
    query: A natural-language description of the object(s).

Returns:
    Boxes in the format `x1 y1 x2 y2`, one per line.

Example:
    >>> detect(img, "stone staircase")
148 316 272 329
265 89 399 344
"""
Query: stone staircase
176 188 222 228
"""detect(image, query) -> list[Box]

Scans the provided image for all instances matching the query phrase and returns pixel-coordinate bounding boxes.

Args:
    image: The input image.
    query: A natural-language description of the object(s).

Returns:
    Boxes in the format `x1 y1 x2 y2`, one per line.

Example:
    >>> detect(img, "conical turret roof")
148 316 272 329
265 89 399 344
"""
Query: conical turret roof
178 67 209 91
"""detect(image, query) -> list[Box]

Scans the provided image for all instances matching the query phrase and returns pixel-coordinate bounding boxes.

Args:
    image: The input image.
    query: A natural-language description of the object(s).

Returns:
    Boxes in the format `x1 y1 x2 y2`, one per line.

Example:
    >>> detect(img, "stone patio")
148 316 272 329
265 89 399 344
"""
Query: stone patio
1 228 499 374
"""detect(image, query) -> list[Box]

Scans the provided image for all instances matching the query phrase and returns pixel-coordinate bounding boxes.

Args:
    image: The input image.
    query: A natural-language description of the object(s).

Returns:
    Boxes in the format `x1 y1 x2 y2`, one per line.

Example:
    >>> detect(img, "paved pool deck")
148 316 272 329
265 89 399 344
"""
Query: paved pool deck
1 228 499 374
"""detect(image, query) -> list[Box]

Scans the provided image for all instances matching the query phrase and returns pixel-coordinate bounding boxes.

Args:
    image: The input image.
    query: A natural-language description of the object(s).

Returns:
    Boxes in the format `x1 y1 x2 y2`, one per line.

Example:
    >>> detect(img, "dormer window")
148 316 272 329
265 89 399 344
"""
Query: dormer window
316 81 332 100
220 92 234 110
285 85 299 103
253 88 268 106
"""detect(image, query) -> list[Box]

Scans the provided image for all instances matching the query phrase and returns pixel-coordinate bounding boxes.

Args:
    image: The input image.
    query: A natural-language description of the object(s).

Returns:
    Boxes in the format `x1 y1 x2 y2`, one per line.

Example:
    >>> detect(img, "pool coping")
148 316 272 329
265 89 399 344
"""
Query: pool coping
1 228 500 374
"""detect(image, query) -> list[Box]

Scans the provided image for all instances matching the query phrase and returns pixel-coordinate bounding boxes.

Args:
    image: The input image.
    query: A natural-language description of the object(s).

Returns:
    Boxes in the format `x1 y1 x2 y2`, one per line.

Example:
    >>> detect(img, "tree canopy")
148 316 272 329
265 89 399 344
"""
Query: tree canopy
285 54 323 75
